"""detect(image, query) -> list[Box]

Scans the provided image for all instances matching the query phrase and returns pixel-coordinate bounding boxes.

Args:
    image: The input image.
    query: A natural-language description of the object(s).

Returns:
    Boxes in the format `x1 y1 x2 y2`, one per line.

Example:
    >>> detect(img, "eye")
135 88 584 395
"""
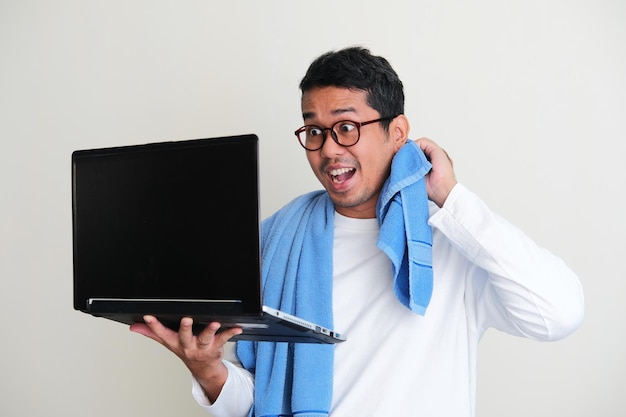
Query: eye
337 122 357 133
307 126 323 136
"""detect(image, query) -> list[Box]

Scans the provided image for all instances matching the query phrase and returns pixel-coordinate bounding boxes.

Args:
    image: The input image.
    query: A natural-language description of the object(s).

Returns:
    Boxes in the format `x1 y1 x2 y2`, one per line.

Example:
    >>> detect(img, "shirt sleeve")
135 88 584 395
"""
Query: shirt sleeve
191 342 255 417
428 183 585 340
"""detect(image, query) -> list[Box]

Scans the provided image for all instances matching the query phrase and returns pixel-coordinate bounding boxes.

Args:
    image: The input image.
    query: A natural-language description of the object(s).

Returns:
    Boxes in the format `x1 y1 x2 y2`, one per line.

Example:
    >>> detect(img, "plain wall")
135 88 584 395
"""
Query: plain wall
1 1 624 416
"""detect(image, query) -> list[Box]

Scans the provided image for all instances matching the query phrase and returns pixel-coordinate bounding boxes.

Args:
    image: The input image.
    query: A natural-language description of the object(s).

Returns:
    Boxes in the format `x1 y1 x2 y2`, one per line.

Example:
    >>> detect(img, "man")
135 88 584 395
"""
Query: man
130 47 584 416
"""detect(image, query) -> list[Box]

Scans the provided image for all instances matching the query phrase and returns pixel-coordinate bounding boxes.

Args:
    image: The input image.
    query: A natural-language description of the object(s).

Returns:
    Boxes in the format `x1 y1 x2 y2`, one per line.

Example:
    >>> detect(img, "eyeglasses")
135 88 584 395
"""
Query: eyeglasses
294 115 399 151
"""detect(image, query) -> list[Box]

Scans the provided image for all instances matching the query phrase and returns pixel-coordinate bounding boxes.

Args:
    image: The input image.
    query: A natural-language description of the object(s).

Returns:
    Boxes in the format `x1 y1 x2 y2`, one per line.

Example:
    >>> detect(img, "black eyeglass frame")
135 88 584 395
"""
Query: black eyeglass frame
294 115 399 151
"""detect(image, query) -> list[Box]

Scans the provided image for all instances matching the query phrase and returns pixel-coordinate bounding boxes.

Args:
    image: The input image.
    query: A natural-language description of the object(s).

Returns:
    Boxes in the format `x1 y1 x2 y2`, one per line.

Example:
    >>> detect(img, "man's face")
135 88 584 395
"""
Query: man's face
301 86 405 219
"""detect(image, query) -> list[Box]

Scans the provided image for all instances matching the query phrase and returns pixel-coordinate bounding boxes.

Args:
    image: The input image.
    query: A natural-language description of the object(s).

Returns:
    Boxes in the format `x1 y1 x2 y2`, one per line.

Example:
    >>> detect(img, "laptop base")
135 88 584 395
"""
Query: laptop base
85 299 345 344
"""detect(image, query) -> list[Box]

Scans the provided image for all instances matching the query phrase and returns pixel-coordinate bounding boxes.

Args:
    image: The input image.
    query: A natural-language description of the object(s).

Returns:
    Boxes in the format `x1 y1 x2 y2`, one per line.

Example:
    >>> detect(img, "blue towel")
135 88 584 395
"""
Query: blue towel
235 140 433 416
377 140 433 314
237 190 336 417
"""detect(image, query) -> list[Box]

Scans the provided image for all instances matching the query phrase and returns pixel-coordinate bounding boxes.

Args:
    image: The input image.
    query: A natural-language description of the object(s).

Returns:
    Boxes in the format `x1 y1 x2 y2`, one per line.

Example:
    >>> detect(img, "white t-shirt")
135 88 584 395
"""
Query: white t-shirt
193 184 584 417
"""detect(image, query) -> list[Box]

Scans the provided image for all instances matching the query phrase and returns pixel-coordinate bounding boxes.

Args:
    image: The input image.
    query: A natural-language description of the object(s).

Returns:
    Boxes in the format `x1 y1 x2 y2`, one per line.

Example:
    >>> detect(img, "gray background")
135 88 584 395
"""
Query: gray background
1 1 624 416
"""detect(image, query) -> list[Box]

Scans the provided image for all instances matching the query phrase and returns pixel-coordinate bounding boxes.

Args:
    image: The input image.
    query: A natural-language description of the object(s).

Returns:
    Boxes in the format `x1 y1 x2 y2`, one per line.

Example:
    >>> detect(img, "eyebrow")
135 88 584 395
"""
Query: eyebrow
302 107 358 122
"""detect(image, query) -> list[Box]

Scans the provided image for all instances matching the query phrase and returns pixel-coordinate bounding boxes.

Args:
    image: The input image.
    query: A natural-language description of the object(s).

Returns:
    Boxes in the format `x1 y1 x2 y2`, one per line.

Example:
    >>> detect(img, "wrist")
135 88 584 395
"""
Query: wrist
193 361 229 403
433 180 457 208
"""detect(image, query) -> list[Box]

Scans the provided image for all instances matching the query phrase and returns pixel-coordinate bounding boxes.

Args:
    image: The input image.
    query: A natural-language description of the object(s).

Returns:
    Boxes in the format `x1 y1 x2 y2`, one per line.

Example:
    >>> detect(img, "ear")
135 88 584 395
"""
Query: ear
390 114 410 152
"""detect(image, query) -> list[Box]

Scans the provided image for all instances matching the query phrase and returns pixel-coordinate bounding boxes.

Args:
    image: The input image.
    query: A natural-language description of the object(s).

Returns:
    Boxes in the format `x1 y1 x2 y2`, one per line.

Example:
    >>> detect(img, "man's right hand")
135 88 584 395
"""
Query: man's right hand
130 316 243 402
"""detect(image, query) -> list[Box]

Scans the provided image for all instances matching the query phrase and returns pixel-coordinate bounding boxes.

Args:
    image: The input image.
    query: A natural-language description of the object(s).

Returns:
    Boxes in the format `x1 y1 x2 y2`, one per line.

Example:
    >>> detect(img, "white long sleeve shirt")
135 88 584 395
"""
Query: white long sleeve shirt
193 184 584 417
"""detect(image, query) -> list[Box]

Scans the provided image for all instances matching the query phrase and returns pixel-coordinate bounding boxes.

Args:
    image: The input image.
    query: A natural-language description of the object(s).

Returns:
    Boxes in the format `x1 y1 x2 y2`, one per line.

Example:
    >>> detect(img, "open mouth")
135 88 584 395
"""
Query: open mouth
330 167 356 184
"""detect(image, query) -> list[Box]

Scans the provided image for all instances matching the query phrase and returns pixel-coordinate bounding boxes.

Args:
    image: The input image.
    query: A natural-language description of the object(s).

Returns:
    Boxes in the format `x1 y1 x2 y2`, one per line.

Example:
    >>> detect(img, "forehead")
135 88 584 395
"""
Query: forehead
301 86 372 120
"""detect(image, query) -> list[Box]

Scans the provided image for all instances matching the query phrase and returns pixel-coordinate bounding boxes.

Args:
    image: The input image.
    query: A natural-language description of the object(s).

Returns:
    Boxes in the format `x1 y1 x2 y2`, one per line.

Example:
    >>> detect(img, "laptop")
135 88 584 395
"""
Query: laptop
72 134 345 344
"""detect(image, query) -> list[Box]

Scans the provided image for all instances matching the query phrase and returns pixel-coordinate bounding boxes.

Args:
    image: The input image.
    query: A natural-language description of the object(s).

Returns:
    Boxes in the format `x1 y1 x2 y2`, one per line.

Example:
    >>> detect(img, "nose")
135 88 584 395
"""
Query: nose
319 129 344 158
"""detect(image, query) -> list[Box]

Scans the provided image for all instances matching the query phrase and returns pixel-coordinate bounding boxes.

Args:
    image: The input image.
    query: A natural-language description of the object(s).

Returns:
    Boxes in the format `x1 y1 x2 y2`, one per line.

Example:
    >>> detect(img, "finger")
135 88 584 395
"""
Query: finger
415 137 436 150
415 138 435 160
196 323 243 348
129 322 159 342
178 317 195 347
196 322 222 348
141 315 178 346
216 326 244 344
416 138 452 167
415 137 432 148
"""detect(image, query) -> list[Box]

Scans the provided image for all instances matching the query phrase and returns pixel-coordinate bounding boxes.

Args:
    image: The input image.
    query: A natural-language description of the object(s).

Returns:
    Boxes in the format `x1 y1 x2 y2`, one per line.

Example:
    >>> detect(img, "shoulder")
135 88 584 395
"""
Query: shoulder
262 190 330 227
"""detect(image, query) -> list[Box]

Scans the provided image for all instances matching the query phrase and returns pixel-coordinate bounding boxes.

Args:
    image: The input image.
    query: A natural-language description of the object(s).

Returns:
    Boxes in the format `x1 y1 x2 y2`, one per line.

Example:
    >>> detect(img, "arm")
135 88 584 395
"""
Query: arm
431 184 584 339
417 137 584 339
191 343 254 417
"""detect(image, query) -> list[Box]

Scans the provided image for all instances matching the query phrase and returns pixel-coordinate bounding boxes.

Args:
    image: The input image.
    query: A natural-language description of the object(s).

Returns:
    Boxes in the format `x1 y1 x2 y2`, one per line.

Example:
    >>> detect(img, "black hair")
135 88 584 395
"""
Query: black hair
299 47 405 130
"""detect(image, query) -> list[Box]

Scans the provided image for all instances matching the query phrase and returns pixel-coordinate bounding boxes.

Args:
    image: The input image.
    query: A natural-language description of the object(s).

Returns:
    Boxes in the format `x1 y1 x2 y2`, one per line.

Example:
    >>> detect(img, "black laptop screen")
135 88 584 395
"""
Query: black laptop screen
72 135 262 313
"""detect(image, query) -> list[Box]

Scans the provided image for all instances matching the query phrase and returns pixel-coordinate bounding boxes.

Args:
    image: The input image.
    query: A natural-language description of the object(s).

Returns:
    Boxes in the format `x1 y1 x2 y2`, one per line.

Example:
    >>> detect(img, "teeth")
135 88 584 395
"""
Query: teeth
330 167 354 176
